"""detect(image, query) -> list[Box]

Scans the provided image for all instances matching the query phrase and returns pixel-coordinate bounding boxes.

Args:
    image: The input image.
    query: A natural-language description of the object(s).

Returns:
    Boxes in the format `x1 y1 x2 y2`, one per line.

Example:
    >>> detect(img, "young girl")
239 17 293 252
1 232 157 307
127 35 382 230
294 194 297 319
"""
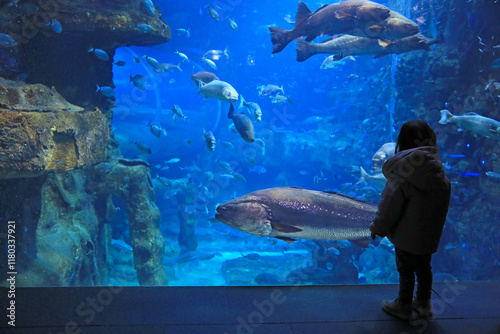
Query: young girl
369 120 451 321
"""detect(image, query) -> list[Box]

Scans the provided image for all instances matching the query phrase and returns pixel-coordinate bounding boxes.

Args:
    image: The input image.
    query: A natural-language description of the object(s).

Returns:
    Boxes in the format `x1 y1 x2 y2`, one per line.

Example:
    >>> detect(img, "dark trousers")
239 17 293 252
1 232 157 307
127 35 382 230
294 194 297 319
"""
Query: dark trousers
395 247 433 305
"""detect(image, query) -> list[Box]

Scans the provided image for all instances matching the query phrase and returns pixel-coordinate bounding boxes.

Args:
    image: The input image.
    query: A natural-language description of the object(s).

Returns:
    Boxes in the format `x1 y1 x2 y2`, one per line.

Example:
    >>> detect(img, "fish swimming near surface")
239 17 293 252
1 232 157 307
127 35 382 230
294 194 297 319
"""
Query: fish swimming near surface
268 0 391 54
228 103 255 143
296 33 438 62
203 129 216 151
198 80 239 102
215 187 377 245
439 109 500 140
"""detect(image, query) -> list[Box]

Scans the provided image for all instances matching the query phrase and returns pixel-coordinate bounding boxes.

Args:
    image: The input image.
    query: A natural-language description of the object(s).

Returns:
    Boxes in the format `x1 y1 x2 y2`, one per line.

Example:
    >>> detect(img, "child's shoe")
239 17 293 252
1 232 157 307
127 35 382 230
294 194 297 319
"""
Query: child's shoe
382 299 412 321
412 296 433 319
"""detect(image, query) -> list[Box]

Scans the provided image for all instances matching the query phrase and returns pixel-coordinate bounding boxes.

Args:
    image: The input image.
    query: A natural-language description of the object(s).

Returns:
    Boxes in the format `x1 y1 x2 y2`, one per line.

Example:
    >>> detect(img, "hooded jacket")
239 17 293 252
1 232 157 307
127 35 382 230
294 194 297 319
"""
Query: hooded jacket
369 146 451 254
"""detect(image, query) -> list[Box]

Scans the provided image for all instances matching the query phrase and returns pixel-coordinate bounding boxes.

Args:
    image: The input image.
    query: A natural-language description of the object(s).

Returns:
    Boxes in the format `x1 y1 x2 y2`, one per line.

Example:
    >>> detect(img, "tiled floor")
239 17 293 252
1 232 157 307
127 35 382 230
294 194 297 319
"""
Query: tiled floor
2 282 499 333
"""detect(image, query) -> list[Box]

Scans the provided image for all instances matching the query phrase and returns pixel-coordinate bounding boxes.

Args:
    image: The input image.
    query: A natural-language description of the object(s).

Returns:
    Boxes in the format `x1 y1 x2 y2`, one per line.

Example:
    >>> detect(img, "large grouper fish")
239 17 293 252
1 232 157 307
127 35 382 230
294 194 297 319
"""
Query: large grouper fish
215 187 377 246
268 0 391 53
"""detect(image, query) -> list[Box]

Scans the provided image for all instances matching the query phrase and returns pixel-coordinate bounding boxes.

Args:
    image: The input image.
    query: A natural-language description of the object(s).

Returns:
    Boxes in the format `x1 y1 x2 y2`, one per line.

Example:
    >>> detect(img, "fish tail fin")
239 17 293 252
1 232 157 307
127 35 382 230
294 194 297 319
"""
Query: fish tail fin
96 84 100 92
439 109 453 124
296 1 312 24
162 129 168 137
356 166 368 184
286 96 295 105
268 25 293 54
296 38 314 62
176 61 182 71
87 46 94 53
223 46 229 57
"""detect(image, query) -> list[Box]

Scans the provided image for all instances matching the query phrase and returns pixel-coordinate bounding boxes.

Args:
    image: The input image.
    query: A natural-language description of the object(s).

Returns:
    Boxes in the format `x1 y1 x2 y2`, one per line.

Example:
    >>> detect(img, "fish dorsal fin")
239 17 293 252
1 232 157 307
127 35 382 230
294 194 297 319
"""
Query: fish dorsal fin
313 4 329 13
272 221 303 233
276 236 296 244
296 2 312 24
464 112 479 116
321 190 375 206
228 103 234 119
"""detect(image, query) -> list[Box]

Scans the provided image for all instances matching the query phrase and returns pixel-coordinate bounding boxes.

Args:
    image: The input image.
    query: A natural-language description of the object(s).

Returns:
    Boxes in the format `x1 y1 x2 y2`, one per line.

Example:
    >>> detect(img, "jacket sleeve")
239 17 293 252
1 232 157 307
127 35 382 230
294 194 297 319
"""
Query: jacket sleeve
369 178 406 237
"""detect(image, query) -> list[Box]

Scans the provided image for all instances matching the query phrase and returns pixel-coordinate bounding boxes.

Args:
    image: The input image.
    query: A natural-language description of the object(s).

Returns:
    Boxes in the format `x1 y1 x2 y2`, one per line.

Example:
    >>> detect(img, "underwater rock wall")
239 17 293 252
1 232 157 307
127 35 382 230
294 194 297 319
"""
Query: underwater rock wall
0 78 109 178
0 0 171 286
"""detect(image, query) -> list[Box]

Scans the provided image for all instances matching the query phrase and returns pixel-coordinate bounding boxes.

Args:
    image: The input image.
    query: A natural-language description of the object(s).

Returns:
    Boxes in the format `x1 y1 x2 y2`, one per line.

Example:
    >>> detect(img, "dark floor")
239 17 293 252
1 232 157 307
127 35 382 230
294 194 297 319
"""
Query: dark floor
1 281 500 333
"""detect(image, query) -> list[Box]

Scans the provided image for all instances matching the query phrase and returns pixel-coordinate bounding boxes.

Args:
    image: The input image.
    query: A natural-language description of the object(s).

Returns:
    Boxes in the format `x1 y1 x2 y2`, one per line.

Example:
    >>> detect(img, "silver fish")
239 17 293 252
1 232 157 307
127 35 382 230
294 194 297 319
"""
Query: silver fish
372 142 396 172
439 110 500 140
227 17 238 31
207 6 219 21
203 129 216 151
198 80 238 102
356 166 386 190
215 187 377 244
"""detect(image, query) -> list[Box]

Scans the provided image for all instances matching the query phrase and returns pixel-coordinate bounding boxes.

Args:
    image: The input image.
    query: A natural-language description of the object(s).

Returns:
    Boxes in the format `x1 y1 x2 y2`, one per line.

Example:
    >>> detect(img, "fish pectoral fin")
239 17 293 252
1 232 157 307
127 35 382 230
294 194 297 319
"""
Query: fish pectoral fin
334 11 352 20
272 221 303 233
378 40 391 47
276 236 296 244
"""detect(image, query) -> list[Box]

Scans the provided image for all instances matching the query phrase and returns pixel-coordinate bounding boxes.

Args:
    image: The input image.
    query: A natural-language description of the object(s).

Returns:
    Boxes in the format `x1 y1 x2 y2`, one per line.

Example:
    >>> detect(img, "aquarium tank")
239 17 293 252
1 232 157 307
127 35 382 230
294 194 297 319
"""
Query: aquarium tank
0 0 499 288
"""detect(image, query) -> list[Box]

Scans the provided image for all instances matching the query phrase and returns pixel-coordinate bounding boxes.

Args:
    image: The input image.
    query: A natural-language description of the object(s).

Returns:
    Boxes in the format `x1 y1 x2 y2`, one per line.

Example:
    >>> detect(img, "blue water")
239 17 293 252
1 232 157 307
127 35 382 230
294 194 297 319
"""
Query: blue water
106 0 500 286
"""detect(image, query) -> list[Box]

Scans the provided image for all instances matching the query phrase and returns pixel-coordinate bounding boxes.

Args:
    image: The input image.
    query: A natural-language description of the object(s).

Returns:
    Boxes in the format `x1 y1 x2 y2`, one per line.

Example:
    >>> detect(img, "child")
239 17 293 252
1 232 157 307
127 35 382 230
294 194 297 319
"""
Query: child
369 120 451 321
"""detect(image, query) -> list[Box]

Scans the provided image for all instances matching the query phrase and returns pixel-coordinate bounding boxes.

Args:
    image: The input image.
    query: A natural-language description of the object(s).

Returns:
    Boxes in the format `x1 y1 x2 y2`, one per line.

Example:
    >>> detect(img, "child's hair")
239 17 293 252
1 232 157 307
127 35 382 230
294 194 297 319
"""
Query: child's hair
395 120 438 153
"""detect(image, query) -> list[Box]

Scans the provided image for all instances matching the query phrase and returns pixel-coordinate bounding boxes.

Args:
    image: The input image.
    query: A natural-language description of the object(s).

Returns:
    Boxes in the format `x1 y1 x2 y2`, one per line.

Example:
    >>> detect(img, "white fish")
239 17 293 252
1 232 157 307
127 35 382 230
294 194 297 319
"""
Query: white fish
227 17 238 31
202 57 217 70
143 54 160 69
198 80 238 102
175 50 189 62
